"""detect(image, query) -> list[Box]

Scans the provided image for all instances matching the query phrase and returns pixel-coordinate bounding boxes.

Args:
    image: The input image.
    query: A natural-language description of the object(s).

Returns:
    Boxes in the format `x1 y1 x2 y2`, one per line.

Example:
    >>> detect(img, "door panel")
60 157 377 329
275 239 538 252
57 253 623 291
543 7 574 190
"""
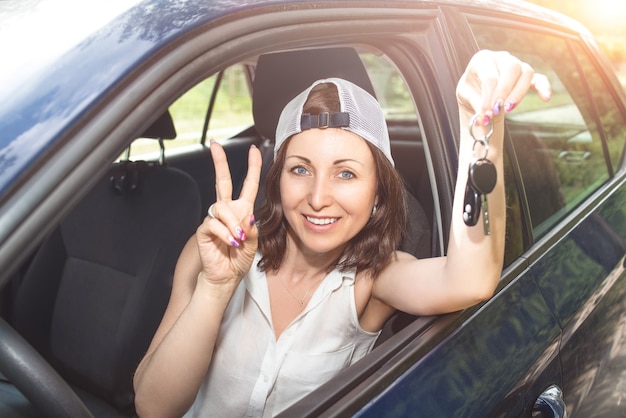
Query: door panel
535 186 626 416
354 268 561 417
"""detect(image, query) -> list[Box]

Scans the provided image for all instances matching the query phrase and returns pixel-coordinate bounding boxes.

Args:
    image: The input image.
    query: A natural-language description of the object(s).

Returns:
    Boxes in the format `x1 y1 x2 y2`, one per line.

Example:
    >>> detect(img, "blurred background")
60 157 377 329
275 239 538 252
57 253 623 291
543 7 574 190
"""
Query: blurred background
525 0 626 84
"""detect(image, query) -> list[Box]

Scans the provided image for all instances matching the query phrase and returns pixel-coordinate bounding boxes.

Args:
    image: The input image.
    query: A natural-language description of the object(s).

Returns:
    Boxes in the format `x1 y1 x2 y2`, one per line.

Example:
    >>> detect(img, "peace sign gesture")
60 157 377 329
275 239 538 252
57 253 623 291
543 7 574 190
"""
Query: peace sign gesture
196 141 263 285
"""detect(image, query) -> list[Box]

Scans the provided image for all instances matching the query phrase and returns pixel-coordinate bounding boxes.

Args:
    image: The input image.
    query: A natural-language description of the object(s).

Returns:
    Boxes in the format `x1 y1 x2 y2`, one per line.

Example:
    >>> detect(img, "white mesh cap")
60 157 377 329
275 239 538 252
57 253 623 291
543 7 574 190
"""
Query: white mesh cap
275 78 394 166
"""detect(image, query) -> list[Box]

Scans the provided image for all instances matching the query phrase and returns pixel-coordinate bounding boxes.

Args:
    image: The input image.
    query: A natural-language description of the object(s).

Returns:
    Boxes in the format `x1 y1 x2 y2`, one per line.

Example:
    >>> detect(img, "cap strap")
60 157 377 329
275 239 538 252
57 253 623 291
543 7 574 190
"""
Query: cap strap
300 112 350 130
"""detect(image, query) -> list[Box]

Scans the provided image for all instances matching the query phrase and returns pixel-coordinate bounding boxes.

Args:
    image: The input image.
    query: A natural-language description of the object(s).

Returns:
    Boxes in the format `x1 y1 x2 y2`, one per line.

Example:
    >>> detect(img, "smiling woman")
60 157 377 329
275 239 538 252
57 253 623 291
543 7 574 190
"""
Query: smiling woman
1 1 626 417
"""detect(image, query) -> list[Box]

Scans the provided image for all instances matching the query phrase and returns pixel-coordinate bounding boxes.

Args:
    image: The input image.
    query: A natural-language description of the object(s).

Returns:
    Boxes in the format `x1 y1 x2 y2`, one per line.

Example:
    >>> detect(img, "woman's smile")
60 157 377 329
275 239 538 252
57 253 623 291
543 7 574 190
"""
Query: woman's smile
304 215 339 226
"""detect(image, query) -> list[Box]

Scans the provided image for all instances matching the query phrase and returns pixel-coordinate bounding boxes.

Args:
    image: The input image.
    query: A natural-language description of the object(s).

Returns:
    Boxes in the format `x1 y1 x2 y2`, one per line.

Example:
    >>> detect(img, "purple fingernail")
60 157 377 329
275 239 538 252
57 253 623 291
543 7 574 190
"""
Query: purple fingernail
249 214 256 227
493 100 503 116
505 102 517 113
236 227 245 241
229 236 240 247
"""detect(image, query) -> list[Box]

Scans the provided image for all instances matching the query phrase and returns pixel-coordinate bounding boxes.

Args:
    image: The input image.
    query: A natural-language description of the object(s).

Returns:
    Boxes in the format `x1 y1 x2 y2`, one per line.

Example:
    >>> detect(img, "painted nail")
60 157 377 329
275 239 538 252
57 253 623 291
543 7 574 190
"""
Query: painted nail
249 214 256 227
493 100 503 116
504 102 517 113
483 114 491 126
236 227 246 241
229 236 240 247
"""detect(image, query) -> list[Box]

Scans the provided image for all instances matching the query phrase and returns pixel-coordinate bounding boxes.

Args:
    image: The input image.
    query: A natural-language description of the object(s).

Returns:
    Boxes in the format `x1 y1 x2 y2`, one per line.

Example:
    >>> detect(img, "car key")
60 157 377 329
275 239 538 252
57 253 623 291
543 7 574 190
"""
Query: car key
468 158 497 235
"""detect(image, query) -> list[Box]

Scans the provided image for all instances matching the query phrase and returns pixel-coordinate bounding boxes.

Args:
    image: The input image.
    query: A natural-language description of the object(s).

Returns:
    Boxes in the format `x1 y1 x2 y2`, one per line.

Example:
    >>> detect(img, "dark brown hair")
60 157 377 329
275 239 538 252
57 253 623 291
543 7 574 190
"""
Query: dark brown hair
257 83 407 276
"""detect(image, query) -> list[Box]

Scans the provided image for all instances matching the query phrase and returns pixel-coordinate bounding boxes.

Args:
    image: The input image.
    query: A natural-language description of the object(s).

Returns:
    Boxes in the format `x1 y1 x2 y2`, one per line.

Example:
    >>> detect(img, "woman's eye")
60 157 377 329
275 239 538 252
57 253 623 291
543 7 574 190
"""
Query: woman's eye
292 166 309 175
338 171 355 180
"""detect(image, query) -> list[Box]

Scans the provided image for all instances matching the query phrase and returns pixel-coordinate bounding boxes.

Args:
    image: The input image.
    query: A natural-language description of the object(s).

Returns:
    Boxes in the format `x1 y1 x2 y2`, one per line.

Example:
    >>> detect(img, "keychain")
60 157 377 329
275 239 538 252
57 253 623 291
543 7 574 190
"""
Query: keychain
462 114 497 235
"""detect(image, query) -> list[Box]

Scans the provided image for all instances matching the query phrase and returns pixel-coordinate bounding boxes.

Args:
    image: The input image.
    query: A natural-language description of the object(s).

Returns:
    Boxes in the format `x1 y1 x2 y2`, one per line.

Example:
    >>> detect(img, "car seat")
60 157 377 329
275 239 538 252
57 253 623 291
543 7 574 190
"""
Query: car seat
10 112 202 416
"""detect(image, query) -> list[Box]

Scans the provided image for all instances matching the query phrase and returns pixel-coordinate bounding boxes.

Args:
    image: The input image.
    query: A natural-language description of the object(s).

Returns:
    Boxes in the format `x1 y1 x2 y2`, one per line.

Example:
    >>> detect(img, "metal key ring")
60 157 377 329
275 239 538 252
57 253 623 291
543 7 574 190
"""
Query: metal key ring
472 138 490 160
469 114 494 144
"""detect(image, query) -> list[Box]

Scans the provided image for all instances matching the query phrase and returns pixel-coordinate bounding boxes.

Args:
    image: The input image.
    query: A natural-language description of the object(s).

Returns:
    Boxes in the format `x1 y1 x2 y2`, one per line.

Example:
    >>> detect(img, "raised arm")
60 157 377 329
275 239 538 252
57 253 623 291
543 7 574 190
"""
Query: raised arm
133 141 262 418
373 50 551 316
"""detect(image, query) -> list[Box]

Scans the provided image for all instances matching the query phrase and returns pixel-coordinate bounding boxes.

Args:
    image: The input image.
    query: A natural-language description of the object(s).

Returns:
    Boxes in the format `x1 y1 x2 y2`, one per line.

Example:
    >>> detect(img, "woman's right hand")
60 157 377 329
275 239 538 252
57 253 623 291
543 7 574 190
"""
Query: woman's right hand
196 141 263 286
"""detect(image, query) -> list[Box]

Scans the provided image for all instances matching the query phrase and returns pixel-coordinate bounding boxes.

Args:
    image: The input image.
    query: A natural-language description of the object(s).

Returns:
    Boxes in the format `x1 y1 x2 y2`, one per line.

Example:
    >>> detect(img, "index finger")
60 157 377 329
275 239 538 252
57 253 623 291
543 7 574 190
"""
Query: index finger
210 141 233 201
239 144 263 204
475 51 500 117
457 50 499 117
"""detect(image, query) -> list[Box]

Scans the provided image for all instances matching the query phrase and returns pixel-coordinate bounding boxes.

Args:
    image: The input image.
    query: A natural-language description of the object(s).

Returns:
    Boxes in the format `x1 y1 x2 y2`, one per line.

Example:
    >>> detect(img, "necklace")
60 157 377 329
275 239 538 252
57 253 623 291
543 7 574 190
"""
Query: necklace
277 274 324 307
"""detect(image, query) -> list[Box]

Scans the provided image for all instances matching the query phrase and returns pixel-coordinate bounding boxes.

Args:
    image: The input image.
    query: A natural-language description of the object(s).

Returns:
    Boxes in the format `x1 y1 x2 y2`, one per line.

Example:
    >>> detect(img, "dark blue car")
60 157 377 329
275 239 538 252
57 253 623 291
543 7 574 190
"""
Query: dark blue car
1 0 625 416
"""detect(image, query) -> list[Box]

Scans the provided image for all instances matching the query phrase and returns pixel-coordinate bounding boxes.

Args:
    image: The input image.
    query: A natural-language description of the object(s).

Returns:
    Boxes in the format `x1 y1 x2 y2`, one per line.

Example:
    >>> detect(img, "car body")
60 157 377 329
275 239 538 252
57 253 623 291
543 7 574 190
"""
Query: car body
1 0 625 417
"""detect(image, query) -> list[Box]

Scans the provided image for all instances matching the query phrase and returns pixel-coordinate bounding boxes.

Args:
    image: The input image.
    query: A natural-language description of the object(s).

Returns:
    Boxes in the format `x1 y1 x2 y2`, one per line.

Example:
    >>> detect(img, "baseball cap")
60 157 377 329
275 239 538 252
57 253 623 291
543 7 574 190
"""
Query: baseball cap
274 78 394 166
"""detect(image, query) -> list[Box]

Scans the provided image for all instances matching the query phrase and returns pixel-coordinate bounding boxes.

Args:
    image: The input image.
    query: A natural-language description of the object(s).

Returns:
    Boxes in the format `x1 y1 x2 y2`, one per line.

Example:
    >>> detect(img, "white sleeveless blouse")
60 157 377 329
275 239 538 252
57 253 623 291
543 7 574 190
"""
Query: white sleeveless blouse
183 252 380 417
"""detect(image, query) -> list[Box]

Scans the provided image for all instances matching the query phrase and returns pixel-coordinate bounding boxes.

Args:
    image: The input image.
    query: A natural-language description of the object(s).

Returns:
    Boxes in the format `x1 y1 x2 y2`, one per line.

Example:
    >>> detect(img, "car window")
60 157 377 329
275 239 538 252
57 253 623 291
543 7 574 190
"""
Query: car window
127 64 253 159
470 23 612 239
128 55 414 160
573 43 626 173
361 53 418 122
199 65 254 141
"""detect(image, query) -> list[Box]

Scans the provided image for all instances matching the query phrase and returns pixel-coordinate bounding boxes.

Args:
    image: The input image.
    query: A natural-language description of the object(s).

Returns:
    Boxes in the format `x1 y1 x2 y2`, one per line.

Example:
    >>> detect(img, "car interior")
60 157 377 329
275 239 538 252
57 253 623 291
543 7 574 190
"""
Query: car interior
0 45 436 416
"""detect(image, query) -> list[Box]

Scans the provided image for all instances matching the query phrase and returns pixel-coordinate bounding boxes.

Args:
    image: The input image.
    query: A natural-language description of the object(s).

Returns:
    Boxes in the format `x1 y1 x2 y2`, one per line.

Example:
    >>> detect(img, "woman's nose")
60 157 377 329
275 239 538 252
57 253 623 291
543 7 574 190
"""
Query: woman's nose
307 176 332 210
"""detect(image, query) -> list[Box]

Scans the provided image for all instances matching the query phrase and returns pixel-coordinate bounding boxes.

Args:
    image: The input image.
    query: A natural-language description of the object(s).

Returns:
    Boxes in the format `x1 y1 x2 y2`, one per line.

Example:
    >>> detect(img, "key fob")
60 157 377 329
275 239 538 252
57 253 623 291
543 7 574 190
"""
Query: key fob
469 158 497 195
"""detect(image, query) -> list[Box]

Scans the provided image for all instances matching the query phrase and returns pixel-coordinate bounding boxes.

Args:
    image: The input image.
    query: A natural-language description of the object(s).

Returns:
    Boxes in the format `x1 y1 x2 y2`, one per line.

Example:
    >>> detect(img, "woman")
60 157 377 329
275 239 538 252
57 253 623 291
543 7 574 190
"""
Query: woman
133 50 552 417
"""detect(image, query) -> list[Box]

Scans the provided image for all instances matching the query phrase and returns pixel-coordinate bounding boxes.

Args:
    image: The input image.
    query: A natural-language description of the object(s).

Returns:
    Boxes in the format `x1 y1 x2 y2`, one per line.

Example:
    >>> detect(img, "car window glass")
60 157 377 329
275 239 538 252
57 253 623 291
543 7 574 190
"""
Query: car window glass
202 65 253 141
470 23 611 239
127 64 253 159
572 43 626 173
361 53 418 122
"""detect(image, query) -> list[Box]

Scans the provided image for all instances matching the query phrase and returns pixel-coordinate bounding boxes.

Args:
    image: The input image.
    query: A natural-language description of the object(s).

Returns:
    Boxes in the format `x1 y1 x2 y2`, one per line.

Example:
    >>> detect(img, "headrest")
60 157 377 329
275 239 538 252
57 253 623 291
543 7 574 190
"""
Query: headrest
252 47 376 141
140 111 176 140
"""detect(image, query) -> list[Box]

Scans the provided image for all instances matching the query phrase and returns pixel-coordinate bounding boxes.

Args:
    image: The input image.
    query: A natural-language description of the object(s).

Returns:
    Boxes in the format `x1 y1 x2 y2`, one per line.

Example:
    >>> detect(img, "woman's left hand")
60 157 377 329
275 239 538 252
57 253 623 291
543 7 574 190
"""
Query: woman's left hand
456 50 552 122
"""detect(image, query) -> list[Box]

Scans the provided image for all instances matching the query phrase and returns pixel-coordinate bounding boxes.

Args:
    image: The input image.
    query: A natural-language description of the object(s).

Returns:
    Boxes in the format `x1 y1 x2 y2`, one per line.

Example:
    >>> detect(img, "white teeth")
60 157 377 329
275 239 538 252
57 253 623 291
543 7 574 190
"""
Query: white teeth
306 216 338 225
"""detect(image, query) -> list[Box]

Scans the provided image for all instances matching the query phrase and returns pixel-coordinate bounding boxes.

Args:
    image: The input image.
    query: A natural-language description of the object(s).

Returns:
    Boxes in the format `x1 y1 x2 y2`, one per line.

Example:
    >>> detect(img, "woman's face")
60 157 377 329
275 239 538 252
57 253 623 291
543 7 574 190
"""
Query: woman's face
279 128 378 257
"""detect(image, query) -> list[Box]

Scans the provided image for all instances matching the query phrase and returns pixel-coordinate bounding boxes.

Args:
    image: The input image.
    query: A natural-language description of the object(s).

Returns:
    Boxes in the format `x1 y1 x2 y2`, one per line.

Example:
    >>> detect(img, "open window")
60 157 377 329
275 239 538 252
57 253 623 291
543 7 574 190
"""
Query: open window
470 22 615 241
126 64 254 160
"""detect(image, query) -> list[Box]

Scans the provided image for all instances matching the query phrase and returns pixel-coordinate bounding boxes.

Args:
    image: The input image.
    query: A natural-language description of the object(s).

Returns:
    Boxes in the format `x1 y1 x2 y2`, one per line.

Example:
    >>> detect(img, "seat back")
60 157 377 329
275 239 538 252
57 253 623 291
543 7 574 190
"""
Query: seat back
11 114 201 414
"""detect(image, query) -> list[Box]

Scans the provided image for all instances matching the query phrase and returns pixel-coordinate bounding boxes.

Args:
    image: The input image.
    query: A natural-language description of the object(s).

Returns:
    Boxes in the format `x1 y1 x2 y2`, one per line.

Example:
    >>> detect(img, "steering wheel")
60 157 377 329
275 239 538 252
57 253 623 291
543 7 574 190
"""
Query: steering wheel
0 317 93 417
